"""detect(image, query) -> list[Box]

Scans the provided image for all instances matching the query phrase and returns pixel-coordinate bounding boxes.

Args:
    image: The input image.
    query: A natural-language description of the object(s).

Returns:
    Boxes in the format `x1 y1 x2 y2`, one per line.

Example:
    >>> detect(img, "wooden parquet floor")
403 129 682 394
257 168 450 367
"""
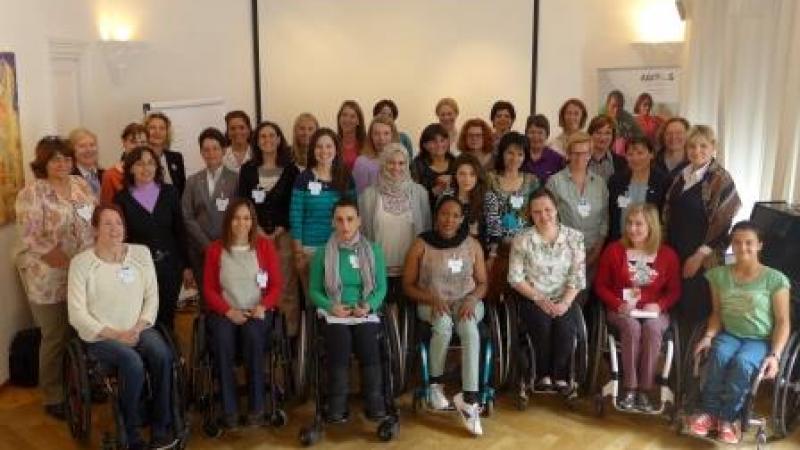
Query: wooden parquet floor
1 309 797 450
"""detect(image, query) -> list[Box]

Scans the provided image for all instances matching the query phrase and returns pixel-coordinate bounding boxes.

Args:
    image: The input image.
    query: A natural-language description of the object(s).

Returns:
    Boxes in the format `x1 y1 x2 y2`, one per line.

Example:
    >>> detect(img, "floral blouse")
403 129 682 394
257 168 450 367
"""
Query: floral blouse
507 224 586 301
15 176 96 304
485 172 540 241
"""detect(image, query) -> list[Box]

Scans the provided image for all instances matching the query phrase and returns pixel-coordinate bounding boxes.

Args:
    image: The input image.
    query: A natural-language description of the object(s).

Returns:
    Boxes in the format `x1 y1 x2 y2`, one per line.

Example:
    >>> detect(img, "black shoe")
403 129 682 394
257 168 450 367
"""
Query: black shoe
44 403 66 420
221 414 240 431
245 411 266 427
149 433 178 450
325 396 350 424
617 391 636 410
635 392 654 413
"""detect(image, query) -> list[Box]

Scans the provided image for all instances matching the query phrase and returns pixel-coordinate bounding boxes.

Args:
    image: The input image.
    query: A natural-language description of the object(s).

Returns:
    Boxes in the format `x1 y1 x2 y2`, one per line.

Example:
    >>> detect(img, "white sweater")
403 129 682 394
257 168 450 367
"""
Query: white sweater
67 244 158 342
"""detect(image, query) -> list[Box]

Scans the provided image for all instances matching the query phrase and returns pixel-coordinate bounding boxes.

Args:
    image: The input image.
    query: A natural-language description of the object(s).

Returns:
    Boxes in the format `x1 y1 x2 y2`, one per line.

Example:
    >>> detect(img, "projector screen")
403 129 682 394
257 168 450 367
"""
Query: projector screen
258 0 534 151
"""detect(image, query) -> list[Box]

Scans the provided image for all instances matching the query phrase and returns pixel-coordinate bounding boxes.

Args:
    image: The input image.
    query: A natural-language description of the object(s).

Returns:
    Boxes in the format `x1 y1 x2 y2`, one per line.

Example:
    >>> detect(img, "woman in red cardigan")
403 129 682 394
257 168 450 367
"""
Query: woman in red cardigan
203 198 283 429
594 203 680 412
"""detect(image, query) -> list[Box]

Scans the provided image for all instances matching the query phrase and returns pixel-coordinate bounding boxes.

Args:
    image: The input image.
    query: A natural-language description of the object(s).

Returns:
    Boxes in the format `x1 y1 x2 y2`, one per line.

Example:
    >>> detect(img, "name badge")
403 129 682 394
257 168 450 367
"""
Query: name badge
617 195 631 209
308 181 322 196
76 203 94 221
251 188 266 204
256 269 268 288
447 257 463 274
215 196 229 212
509 195 524 209
349 254 360 269
577 198 591 217
622 288 640 305
118 266 135 284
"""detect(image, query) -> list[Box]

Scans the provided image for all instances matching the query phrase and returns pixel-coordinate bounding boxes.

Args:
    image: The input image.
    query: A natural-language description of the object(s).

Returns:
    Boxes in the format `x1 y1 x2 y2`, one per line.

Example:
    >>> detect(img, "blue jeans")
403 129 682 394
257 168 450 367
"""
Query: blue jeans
86 328 174 443
698 332 768 422
207 313 271 417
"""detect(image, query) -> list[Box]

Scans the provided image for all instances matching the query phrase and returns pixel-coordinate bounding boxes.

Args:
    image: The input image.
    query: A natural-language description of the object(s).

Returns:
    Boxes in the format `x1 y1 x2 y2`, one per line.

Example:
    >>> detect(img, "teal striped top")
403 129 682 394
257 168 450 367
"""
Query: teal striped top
289 169 356 248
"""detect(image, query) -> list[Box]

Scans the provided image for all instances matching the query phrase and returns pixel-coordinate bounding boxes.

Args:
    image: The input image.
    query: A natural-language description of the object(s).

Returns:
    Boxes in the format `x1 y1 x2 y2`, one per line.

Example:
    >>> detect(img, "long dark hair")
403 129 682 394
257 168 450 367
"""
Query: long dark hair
450 153 487 225
336 100 366 147
306 128 352 194
221 198 259 251
251 121 291 168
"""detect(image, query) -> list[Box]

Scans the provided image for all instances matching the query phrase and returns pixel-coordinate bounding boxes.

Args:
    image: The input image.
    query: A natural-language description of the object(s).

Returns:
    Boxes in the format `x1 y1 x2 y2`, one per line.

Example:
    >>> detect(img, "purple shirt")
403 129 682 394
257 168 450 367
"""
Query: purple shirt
352 155 381 194
131 181 160 213
522 146 565 184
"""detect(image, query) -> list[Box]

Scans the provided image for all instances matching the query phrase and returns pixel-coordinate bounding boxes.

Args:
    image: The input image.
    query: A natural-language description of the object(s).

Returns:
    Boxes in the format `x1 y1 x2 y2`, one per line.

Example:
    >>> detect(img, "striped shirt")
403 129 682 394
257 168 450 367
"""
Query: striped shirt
289 169 356 248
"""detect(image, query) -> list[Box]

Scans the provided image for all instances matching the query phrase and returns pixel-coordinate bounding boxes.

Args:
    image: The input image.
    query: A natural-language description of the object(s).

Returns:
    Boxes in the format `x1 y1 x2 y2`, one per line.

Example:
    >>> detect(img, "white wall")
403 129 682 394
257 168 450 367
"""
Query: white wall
259 0 534 145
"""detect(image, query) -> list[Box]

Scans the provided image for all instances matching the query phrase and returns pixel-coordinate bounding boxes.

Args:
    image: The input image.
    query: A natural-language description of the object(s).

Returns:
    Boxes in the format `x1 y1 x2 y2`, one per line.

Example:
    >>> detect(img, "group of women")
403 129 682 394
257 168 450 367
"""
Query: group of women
14 94 792 446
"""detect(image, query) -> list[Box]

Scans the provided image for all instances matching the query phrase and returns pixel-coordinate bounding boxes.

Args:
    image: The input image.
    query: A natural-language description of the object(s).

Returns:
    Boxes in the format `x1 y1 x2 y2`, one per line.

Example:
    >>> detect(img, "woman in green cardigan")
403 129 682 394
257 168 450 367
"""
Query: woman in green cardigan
308 198 388 422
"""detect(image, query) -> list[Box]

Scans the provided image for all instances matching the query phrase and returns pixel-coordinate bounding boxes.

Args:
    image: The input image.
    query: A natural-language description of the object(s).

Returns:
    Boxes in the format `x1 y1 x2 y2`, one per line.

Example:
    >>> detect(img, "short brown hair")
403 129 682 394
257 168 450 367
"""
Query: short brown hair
91 203 126 231
621 203 662 254
657 116 690 150
558 98 588 129
221 198 258 250
587 114 617 143
30 136 74 179
457 118 493 154
121 122 148 141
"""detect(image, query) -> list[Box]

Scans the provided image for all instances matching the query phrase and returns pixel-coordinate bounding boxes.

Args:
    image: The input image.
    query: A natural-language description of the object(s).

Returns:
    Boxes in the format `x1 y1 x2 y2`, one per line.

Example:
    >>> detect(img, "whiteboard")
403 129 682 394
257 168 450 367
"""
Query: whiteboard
144 98 227 175
258 0 533 144
598 67 681 117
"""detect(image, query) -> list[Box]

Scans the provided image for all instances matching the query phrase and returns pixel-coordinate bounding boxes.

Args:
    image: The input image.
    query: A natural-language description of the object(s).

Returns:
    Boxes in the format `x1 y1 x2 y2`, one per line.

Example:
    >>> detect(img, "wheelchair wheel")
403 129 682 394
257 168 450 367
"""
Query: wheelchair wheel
384 304 405 396
772 332 800 438
588 302 605 395
63 340 92 443
573 305 589 392
189 314 207 406
678 325 707 417
293 307 311 402
487 305 506 390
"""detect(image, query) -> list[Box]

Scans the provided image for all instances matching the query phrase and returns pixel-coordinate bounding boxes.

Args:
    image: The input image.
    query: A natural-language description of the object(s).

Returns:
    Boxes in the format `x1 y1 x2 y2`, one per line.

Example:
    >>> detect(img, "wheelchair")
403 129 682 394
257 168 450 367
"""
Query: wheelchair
297 305 402 446
406 299 506 417
189 310 291 437
588 302 681 419
63 324 189 450
677 324 800 448
505 291 590 410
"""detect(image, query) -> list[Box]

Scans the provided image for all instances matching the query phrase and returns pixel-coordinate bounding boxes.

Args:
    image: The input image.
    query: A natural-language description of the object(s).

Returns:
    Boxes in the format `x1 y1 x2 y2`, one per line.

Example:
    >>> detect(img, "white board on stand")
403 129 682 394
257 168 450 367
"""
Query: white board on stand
143 98 227 176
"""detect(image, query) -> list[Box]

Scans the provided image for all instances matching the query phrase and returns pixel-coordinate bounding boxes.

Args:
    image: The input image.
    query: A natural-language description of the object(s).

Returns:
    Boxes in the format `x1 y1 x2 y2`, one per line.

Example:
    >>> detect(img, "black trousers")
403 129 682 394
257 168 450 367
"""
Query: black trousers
518 299 579 381
323 322 382 368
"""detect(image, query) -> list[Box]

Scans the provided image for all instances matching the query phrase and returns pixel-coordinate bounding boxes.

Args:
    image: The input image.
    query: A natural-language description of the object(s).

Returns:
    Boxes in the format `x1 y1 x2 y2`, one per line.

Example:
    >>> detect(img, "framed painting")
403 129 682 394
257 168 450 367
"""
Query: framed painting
0 52 23 225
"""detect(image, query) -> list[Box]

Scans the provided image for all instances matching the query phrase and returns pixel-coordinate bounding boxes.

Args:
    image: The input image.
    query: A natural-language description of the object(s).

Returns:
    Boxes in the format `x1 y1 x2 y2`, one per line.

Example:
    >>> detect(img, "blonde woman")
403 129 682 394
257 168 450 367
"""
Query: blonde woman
594 203 680 411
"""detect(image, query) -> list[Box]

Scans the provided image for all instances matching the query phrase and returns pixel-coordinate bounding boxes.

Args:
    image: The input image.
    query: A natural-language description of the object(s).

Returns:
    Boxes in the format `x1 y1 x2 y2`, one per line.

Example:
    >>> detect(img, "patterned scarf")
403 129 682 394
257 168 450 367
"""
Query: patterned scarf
377 144 412 215
323 230 376 305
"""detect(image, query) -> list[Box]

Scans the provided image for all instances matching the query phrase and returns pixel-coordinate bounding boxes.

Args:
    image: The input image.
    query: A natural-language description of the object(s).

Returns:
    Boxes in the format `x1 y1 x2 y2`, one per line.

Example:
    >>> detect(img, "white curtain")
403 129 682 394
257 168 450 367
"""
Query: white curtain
681 0 800 217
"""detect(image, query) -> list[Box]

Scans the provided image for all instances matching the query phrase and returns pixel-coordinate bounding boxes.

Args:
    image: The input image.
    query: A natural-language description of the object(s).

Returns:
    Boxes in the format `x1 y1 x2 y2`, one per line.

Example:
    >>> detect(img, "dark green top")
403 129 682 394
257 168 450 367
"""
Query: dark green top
309 242 387 312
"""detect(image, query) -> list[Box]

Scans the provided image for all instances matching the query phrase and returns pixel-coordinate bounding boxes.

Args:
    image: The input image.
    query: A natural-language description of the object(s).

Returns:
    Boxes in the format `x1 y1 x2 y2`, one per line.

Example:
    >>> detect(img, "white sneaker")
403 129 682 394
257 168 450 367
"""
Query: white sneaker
428 383 451 410
453 392 483 436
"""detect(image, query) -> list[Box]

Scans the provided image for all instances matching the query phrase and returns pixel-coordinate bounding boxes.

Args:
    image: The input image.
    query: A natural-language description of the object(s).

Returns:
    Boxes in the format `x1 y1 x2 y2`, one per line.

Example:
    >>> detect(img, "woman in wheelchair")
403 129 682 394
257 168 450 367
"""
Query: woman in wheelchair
308 197 388 422
402 196 488 436
203 198 283 429
594 203 681 411
507 187 585 394
687 221 791 444
67 204 177 449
